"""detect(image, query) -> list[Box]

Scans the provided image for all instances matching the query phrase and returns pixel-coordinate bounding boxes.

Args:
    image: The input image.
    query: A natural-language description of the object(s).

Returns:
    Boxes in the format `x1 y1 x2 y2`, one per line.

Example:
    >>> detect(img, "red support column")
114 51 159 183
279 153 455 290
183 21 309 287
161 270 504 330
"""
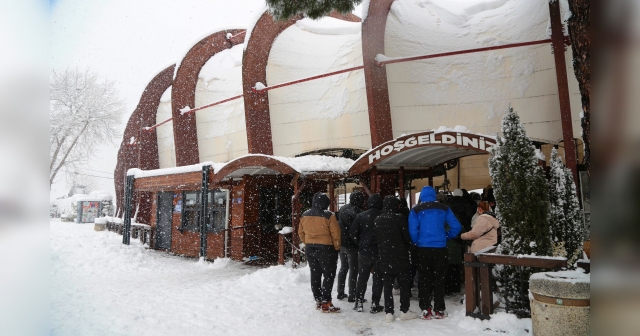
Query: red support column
399 166 405 197
328 177 336 212
361 0 395 147
549 1 579 186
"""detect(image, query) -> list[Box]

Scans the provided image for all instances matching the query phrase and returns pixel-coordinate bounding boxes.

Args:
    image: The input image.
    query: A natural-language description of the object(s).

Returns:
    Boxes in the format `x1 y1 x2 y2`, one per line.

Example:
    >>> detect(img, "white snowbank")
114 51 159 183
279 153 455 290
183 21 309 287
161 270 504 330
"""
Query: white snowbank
51 219 532 335
295 17 361 35
94 217 108 224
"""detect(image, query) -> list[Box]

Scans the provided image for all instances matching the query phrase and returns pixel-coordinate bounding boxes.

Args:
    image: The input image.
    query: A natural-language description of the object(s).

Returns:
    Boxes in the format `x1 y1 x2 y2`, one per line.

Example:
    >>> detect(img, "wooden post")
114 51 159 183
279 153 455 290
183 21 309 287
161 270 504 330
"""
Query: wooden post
399 166 405 197
278 233 285 265
549 0 579 187
291 177 307 268
464 253 478 316
328 177 336 212
370 167 377 194
479 264 494 316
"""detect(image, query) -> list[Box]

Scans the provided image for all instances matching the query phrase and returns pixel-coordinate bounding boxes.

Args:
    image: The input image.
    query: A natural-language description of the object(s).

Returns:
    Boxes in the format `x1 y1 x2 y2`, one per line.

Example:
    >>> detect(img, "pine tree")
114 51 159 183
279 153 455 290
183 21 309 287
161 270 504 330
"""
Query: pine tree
265 0 363 21
548 148 584 266
489 107 551 314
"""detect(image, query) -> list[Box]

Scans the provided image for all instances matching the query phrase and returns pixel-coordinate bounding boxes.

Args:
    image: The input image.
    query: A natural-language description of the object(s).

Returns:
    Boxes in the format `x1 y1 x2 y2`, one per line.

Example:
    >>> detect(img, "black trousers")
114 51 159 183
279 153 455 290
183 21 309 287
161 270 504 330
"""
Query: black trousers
416 247 448 312
337 246 358 299
355 253 383 304
306 244 339 302
382 271 412 314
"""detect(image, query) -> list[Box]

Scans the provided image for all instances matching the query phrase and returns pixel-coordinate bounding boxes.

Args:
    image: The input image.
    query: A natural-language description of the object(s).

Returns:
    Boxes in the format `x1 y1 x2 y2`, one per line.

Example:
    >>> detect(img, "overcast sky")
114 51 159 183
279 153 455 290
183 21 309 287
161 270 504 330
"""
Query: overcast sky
49 0 268 200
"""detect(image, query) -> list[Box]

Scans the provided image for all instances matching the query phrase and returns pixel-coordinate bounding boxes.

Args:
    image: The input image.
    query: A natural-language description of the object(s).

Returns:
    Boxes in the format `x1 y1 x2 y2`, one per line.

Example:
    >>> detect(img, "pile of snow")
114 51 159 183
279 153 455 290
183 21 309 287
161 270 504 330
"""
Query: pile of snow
216 154 355 175
243 5 268 50
198 44 244 83
295 17 361 35
530 269 590 284
94 217 108 224
278 226 293 235
51 220 534 335
128 161 226 178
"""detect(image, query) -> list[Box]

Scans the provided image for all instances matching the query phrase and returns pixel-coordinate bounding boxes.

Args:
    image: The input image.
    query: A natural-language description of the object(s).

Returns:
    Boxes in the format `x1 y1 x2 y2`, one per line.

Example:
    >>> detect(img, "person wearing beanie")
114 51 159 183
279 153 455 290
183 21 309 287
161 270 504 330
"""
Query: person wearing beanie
299 192 341 313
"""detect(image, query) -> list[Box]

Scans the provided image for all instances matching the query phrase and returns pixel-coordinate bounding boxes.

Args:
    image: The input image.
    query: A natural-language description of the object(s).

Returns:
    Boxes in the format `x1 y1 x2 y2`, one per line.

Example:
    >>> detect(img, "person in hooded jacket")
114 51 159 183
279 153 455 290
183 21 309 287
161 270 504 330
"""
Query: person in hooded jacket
461 201 500 253
349 193 384 313
299 192 341 313
408 186 462 320
336 191 365 301
373 195 420 322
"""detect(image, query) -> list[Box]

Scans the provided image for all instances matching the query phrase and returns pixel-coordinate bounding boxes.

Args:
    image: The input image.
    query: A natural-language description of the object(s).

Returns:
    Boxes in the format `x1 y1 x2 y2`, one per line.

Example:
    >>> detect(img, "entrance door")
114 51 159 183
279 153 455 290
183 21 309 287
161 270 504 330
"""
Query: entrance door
156 192 173 250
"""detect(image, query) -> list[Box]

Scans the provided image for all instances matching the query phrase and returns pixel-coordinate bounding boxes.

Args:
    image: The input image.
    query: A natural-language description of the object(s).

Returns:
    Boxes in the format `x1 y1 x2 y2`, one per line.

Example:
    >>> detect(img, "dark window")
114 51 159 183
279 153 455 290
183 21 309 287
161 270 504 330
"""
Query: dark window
180 191 200 231
206 190 228 233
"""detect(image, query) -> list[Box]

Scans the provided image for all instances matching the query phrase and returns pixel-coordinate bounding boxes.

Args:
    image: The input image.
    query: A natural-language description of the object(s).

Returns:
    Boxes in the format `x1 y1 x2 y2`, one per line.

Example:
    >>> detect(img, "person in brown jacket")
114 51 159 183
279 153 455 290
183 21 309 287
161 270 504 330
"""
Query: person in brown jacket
461 201 500 253
299 192 341 313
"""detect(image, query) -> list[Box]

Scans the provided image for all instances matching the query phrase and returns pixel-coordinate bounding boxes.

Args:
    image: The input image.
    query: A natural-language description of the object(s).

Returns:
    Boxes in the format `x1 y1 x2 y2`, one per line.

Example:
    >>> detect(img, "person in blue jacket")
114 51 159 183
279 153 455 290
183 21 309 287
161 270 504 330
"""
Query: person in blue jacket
408 186 462 320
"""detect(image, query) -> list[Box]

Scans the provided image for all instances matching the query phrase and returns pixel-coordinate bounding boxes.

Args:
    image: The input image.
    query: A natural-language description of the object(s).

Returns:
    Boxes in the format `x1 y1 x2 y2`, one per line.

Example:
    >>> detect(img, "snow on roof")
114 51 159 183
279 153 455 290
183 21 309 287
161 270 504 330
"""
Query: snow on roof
295 17 361 35
128 161 226 178
160 86 172 103
215 154 355 175
198 44 244 83
244 4 269 50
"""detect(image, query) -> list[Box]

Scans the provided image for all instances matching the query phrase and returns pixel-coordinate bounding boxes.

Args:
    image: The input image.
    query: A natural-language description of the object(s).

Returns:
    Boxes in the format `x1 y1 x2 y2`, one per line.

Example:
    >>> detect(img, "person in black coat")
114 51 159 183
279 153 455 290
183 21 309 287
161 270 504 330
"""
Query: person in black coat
373 196 419 321
336 191 365 301
350 193 384 313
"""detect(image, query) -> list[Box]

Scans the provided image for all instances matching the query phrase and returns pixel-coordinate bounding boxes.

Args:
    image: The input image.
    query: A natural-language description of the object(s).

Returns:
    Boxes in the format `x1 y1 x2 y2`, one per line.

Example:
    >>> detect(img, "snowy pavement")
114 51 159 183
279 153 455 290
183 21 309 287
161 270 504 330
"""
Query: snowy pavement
50 220 531 335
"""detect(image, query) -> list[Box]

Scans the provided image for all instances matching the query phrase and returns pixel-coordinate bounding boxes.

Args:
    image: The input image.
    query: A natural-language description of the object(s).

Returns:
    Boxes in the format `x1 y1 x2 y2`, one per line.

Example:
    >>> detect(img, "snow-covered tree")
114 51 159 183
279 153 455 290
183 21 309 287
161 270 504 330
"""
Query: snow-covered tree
265 0 362 20
489 107 551 313
548 148 584 265
490 107 552 256
50 68 125 186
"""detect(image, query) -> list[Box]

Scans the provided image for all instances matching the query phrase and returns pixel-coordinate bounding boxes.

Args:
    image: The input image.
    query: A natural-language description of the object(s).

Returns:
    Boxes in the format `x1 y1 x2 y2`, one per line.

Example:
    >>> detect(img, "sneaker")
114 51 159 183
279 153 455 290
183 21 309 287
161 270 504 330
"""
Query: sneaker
421 308 433 320
336 293 347 300
316 301 322 310
321 301 341 313
385 313 395 323
400 311 419 320
369 302 384 314
354 300 364 312
433 311 446 319
349 297 366 303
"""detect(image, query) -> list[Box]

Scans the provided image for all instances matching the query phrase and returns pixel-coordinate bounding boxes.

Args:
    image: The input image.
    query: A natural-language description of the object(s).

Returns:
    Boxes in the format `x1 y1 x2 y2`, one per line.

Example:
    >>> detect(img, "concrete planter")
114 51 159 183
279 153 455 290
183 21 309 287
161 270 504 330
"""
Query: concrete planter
530 270 590 335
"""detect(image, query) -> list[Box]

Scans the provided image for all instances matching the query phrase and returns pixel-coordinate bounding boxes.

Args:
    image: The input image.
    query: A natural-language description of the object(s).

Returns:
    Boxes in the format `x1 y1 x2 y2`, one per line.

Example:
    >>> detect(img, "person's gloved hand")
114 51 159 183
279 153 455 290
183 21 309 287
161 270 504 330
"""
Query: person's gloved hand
299 243 306 250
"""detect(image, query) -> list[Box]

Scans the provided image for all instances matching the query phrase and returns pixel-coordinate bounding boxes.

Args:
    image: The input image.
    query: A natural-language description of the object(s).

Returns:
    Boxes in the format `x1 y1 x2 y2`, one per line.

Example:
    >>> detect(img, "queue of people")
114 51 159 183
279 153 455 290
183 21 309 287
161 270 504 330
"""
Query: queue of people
298 185 500 322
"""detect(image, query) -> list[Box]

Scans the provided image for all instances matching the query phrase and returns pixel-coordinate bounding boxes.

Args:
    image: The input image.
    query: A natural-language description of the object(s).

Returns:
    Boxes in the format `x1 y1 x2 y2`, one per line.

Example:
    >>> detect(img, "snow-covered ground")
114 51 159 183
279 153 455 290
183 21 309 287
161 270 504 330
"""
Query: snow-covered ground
50 219 531 335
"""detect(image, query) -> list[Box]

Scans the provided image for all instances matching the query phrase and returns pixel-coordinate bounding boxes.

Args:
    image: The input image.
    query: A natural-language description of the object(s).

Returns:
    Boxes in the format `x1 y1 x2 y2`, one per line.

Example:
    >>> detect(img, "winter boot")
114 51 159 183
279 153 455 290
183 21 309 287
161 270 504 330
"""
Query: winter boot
421 308 433 320
354 299 364 312
399 310 419 320
385 313 395 323
321 301 341 313
433 310 446 319
315 301 322 310
369 302 384 314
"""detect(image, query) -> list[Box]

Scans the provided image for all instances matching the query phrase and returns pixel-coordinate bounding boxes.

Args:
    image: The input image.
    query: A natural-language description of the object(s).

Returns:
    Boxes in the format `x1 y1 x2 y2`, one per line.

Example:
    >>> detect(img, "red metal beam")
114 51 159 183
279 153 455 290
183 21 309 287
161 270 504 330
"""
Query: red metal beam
375 38 569 66
549 0 579 187
181 94 244 115
143 117 173 132
251 65 364 93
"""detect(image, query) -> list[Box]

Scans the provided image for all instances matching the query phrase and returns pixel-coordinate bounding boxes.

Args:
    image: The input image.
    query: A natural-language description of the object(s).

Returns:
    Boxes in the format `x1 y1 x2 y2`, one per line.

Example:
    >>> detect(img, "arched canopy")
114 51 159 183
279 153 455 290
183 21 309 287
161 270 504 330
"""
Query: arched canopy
348 130 497 175
212 154 354 183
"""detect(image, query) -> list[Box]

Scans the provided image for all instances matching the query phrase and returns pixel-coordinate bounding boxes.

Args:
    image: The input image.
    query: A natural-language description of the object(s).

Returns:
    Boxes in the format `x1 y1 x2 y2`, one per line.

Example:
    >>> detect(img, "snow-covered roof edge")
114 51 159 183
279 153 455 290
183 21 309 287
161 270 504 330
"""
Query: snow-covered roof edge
215 154 355 175
128 161 225 178
243 5 269 50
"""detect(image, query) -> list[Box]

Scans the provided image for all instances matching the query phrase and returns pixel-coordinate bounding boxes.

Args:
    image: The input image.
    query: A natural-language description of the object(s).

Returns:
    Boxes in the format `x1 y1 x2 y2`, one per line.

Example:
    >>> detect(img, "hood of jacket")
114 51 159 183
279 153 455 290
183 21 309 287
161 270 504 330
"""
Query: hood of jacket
312 192 330 210
349 191 365 208
419 186 437 203
382 195 400 213
366 193 383 210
